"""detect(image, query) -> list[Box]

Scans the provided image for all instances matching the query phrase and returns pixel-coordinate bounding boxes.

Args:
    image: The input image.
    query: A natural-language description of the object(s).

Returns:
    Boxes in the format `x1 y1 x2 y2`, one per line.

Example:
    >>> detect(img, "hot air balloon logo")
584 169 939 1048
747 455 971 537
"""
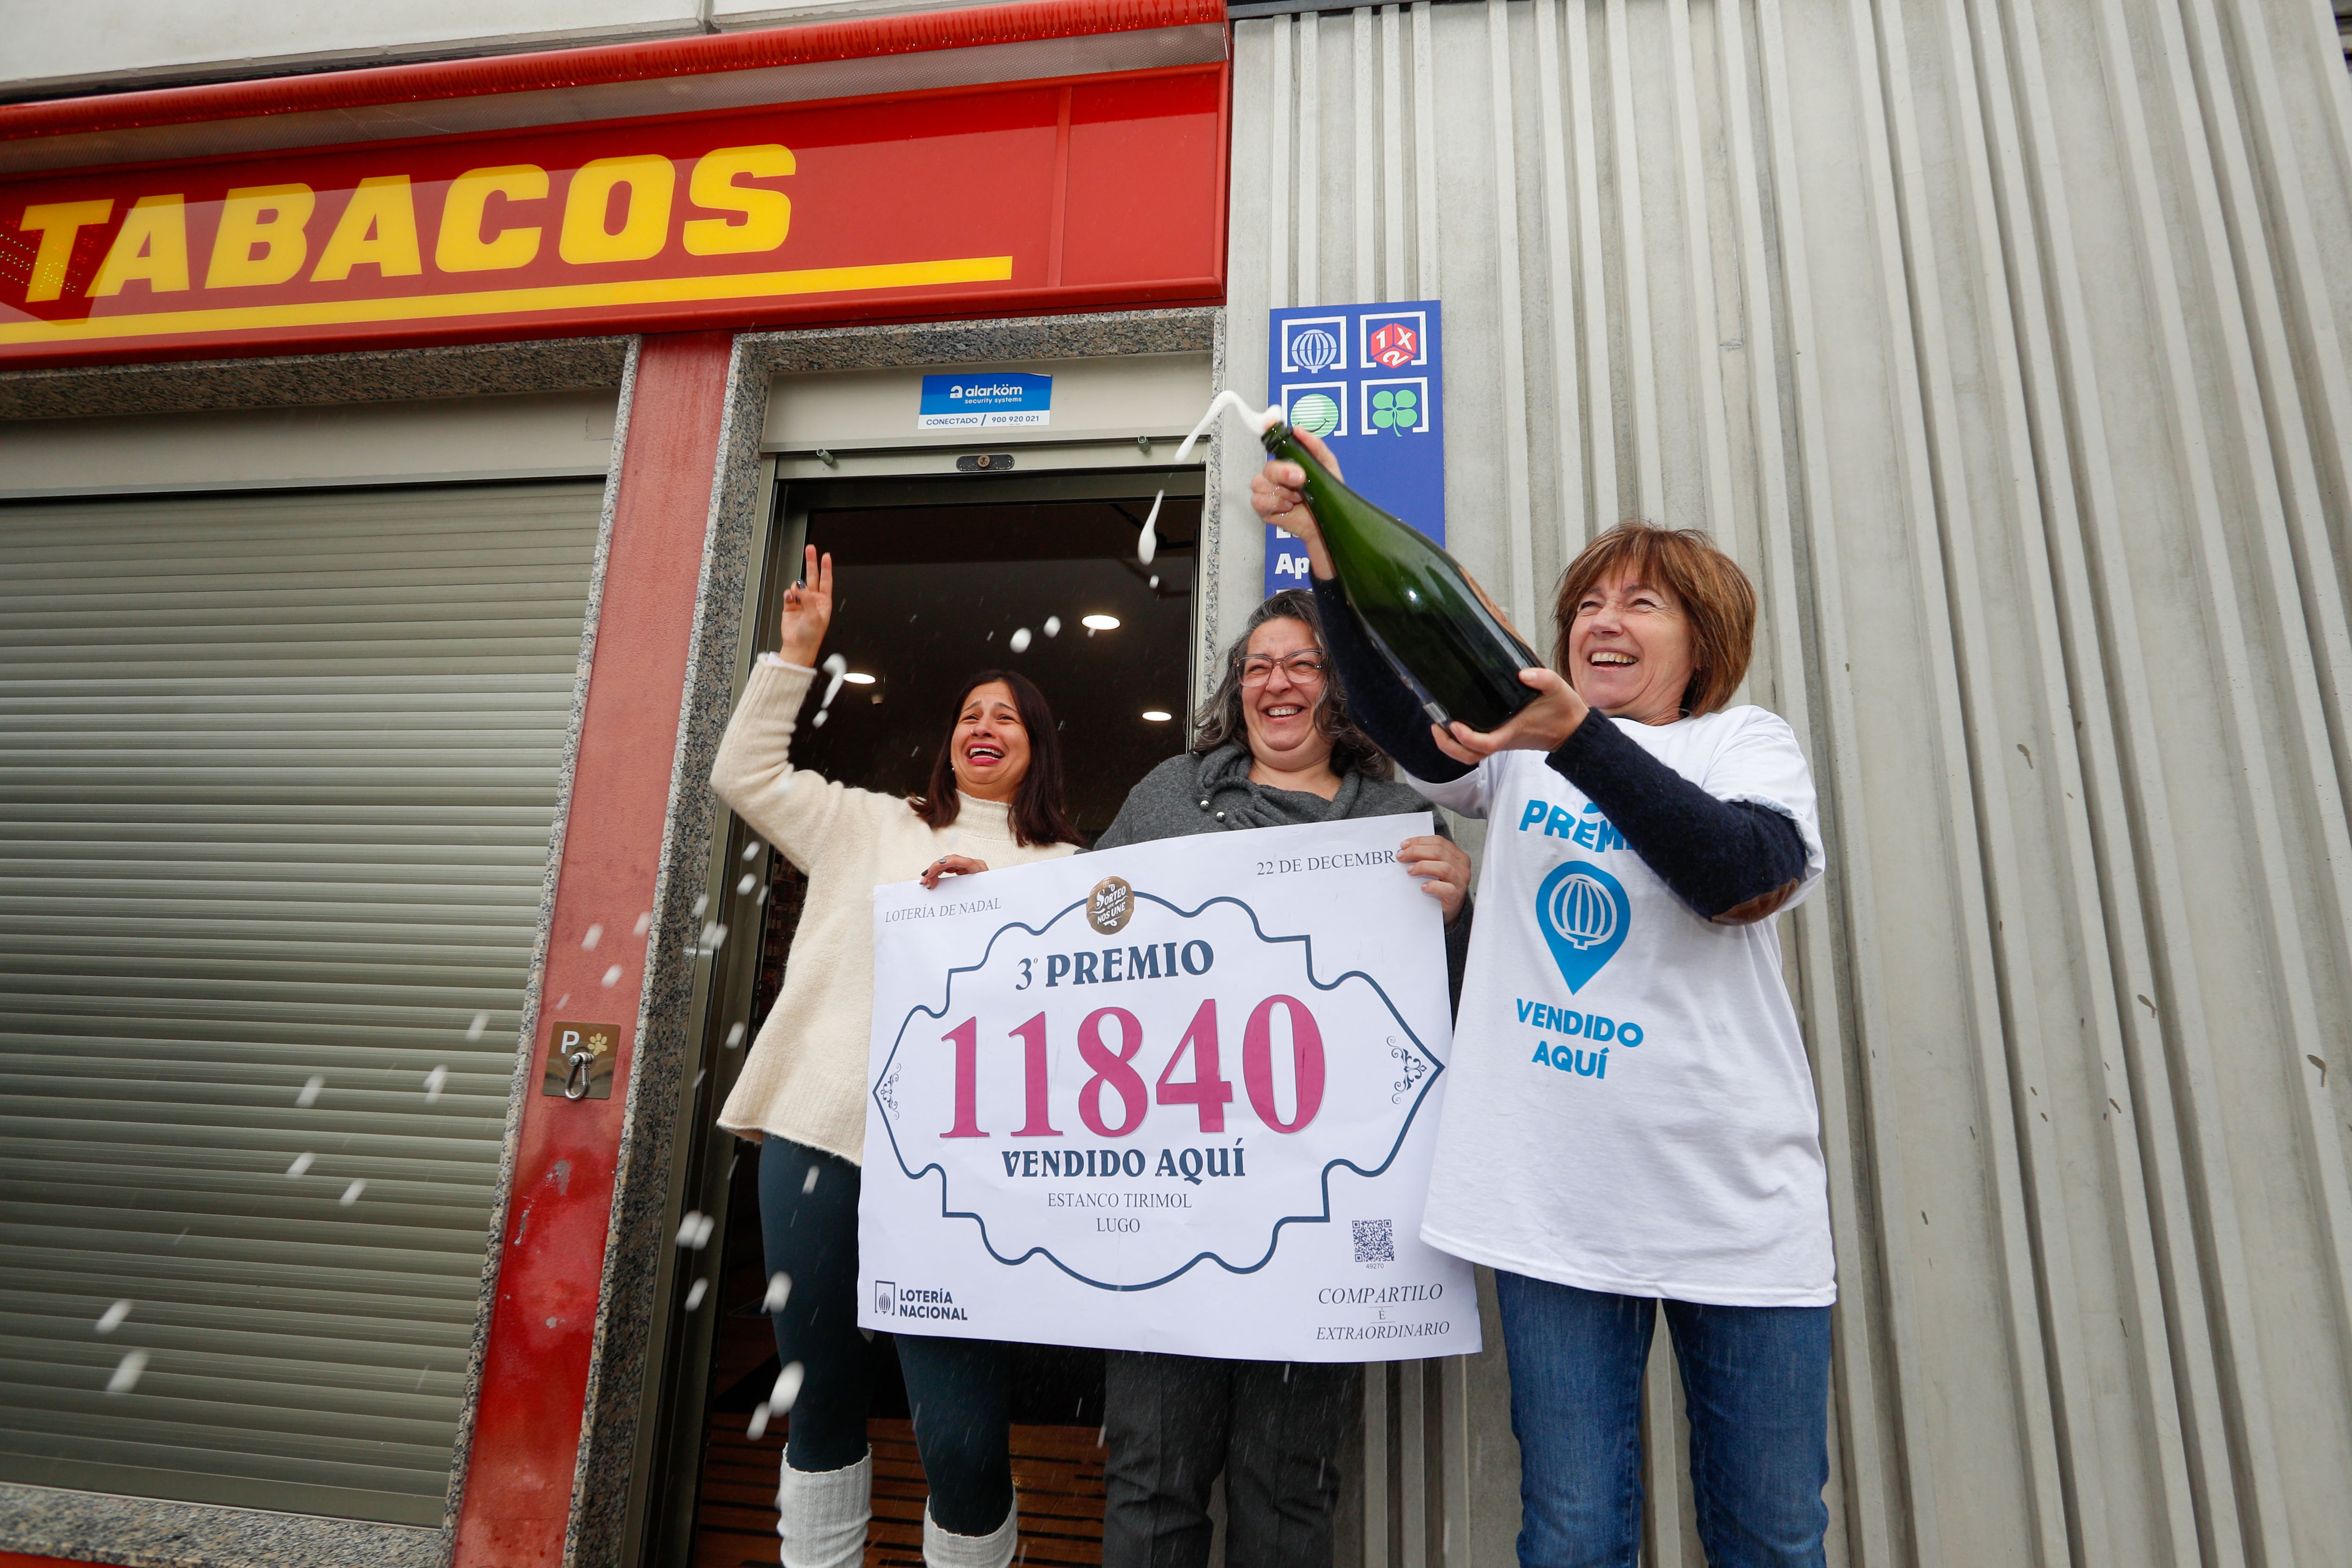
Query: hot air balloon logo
1534 860 1630 992
1280 317 1350 373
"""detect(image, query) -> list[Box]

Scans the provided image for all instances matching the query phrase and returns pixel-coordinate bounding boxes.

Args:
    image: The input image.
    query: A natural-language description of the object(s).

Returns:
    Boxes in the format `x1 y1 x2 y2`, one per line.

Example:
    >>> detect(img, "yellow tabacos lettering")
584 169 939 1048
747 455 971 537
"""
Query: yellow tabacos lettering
437 166 548 273
17 139 804 308
684 144 793 257
206 184 315 288
17 199 112 302
312 176 422 281
90 194 190 296
561 154 675 264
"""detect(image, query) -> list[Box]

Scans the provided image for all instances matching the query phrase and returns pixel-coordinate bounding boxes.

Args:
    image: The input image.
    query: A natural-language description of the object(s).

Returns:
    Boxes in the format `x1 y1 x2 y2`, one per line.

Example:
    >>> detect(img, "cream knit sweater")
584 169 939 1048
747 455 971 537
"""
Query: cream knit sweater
710 658 1079 1161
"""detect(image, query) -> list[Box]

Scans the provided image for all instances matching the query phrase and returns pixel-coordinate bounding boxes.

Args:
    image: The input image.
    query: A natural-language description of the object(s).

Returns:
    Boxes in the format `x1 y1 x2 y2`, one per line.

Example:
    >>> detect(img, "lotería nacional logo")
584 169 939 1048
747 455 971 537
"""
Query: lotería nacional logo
1534 860 1630 993
874 1280 897 1316
1280 316 1350 374
1087 876 1134 935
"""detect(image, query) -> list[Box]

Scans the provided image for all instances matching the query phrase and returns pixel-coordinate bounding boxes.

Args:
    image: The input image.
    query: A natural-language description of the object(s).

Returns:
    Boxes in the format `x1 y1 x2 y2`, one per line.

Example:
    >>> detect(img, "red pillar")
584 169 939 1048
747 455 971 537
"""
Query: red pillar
453 331 736 1568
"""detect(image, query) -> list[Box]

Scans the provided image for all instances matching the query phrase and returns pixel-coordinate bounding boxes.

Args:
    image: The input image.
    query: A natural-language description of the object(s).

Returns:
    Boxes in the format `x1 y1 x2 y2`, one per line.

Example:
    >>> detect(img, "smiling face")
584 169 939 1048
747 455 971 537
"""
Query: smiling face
1239 616 1335 774
1568 567 1697 725
948 680 1033 802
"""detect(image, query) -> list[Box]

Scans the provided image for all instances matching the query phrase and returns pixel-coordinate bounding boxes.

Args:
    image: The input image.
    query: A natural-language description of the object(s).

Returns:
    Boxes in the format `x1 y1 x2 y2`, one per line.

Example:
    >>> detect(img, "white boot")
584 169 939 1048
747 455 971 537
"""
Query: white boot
921 1501 1017 1568
776 1451 871 1568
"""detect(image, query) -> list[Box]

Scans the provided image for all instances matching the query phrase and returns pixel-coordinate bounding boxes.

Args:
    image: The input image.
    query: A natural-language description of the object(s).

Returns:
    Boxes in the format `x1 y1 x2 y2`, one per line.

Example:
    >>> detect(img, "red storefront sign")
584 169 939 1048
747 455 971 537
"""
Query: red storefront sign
0 4 1227 366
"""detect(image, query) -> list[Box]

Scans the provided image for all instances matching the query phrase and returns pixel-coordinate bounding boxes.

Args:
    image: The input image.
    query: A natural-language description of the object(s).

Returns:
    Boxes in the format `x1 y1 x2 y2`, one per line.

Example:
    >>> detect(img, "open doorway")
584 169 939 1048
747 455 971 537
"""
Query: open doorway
646 468 1204 1568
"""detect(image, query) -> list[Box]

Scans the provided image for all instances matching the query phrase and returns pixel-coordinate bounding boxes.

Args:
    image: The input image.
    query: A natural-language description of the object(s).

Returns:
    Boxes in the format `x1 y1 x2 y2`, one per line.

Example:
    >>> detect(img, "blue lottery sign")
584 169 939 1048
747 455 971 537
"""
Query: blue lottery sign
1264 301 1445 596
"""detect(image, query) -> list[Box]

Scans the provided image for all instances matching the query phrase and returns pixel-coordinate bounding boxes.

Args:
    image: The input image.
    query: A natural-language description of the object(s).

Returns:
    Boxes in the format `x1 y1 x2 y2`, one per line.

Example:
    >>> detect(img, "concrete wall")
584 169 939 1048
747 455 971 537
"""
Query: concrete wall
1225 2 2352 1565
0 0 1024 101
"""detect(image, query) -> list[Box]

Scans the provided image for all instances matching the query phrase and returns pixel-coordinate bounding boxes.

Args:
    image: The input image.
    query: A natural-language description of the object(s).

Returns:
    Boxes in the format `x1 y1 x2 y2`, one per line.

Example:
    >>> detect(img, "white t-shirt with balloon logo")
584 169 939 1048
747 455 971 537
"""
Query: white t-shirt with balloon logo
1408 706 1835 1307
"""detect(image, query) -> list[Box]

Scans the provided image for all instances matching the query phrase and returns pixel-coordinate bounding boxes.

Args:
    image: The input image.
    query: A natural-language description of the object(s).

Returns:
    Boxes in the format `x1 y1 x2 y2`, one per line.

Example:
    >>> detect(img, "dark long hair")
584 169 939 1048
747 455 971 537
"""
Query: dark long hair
909 669 1085 848
1190 589 1394 781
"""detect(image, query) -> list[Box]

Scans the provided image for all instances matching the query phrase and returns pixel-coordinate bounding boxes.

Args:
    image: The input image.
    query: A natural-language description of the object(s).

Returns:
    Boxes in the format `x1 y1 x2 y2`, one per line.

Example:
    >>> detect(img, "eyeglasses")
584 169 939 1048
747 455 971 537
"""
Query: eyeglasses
1239 652 1328 686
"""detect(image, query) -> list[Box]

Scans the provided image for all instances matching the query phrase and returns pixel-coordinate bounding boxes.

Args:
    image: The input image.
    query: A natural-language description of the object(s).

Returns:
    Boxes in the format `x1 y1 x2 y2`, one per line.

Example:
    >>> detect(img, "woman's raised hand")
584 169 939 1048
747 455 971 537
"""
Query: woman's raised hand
1400 834 1473 925
1251 428 1342 581
1430 667 1591 764
777 544 834 668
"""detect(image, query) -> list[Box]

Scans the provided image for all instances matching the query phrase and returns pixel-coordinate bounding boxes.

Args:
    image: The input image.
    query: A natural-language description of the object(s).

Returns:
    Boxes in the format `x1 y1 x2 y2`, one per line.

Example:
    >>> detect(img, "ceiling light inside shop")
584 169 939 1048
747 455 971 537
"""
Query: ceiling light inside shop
842 672 876 685
1082 614 1120 631
1142 710 1173 723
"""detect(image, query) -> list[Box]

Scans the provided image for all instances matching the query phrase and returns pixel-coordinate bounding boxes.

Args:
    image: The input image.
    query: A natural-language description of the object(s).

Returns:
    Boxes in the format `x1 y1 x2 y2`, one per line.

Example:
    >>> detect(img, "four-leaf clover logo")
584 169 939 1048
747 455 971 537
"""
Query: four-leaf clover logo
1371 387 1420 434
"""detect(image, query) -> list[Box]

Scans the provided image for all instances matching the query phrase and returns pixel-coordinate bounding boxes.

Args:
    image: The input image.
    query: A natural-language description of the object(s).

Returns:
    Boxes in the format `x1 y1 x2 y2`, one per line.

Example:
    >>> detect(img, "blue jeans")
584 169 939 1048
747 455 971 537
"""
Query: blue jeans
1493 1272 1831 1568
757 1138 1014 1533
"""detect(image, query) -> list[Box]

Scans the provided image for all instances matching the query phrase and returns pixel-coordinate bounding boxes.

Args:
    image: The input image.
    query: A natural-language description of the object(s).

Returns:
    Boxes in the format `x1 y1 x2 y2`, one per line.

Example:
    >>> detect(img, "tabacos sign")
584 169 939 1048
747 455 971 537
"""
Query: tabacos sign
0 71 1225 366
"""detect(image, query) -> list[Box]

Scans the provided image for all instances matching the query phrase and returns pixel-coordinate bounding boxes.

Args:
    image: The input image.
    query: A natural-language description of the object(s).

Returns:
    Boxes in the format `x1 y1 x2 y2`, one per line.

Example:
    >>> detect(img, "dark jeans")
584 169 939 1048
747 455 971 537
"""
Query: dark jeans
756 1138 1016 1534
1101 1350 1359 1568
1493 1271 1832 1568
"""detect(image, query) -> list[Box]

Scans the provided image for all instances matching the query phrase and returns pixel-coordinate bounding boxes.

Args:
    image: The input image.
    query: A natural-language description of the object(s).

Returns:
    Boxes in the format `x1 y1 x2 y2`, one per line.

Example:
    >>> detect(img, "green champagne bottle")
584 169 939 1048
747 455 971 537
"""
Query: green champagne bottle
1261 419 1542 733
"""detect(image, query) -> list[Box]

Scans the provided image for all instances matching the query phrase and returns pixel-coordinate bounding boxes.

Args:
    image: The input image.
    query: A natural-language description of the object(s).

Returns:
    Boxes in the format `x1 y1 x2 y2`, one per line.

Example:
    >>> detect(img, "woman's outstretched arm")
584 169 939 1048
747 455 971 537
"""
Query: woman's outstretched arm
1544 711 1808 924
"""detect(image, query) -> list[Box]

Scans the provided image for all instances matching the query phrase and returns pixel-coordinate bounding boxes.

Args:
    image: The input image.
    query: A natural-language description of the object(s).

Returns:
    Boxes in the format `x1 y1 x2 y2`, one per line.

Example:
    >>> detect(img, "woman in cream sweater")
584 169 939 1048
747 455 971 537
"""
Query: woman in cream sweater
711 546 1083 1568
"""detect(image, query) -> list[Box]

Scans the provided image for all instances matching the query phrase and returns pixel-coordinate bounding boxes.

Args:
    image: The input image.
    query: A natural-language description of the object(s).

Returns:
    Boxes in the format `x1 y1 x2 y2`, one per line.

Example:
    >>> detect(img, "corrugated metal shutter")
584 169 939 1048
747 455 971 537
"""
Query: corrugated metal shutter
0 480 601 1526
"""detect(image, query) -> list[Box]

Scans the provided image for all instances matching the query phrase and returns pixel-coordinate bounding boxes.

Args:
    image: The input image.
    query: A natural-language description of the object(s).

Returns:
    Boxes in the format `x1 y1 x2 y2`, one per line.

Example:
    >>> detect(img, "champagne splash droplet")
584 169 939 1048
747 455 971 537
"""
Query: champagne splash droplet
802 1166 820 1194
581 924 603 951
339 1179 366 1206
296 1075 324 1107
1009 627 1032 653
736 873 757 896
1043 616 1062 638
285 1153 314 1178
1138 491 1163 565
772 1361 806 1412
106 1350 150 1394
424 1065 449 1102
683 1278 708 1311
1176 390 1280 464
725 1022 747 1049
763 1272 793 1312
95 1301 132 1334
466 1012 489 1041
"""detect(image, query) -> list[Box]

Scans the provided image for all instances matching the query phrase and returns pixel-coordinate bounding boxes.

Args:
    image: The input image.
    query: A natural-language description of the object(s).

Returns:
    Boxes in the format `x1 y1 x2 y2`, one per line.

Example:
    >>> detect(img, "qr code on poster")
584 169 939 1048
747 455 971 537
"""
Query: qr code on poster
1352 1219 1395 1265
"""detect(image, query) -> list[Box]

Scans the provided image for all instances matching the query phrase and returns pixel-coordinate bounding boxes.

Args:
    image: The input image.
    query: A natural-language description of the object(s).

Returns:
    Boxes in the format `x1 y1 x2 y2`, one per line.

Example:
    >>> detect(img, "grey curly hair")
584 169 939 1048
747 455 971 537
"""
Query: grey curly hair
1189 589 1394 780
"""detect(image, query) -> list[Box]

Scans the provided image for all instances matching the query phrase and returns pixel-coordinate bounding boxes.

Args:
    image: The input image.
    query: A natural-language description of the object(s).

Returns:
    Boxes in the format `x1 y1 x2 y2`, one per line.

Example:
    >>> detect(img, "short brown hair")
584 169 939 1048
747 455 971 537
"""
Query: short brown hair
1553 523 1756 718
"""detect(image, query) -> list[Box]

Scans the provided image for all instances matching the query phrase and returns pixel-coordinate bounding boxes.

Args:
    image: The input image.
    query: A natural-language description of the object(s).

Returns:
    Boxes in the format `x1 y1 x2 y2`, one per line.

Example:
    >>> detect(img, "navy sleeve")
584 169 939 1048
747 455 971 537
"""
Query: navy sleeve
1309 573 1471 783
1547 708 1808 923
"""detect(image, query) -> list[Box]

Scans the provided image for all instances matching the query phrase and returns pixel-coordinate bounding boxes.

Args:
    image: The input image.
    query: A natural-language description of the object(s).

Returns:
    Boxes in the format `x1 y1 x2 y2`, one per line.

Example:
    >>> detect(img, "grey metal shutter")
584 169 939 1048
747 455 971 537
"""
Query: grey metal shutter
0 479 602 1526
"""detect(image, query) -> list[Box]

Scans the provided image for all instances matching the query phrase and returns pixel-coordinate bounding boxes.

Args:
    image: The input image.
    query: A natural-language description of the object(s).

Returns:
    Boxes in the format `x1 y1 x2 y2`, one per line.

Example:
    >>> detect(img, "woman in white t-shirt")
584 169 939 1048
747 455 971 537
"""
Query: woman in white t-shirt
1255 439 1834 1568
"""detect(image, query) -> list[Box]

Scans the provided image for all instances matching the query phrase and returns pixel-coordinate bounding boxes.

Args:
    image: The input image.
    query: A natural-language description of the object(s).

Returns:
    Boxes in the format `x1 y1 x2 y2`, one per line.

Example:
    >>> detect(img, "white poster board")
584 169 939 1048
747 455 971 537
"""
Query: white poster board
858 814 1481 1361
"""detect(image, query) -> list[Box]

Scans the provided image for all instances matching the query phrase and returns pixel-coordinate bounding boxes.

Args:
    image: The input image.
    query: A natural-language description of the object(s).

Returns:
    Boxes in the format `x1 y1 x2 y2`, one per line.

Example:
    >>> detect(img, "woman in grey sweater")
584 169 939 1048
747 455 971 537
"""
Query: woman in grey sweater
1092 588 1472 1568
